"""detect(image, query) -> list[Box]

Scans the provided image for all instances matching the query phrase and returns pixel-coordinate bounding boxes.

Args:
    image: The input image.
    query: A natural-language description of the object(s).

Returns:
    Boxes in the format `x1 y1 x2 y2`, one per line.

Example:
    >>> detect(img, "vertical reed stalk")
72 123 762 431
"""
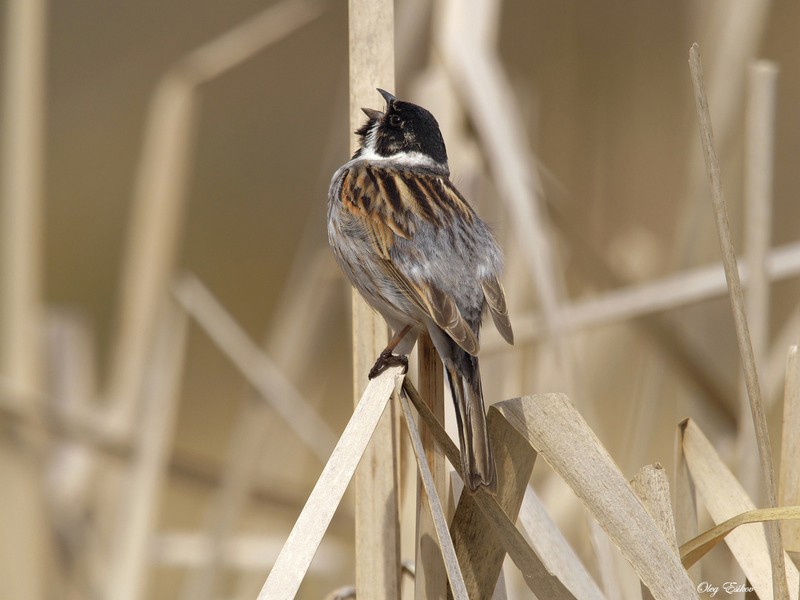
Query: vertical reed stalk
689 43 788 600
779 346 800 554
348 1 400 597
0 0 45 391
415 334 447 599
0 1 47 598
104 300 188 600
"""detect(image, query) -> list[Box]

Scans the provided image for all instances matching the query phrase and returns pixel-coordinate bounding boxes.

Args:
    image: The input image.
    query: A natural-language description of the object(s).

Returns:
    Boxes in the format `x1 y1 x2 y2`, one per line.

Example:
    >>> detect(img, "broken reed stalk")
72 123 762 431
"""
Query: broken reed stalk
630 465 679 600
415 333 448 599
688 43 788 599
398 390 468 599
348 0 400 597
257 366 405 600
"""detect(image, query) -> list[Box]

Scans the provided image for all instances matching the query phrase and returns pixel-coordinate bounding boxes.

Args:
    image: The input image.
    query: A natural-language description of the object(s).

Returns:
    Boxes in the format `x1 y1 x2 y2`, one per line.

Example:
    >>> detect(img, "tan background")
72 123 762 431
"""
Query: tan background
2 0 799 597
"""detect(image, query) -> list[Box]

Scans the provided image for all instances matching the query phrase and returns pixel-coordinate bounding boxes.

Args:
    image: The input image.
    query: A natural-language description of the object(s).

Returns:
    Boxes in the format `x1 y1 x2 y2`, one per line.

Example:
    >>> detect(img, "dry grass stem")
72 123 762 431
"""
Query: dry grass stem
780 346 800 552
680 506 800 569
257 366 405 600
689 42 787 598
399 390 469 599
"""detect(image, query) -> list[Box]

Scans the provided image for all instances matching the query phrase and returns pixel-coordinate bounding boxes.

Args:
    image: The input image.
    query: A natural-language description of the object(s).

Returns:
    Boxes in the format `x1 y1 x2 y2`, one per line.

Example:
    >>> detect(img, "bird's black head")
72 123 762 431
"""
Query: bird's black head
354 89 448 168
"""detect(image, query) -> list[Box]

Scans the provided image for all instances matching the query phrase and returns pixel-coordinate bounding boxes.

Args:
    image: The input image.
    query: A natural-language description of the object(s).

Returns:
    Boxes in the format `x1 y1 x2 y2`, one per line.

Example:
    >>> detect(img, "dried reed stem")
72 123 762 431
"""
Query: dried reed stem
674 424 699 581
414 334 447 599
680 506 800 570
780 346 800 553
485 239 800 351
103 77 195 436
0 1 47 597
631 465 678 600
0 0 45 391
257 366 405 600
103 300 188 600
172 274 337 460
738 60 778 500
767 307 800 403
675 0 770 268
399 390 468 599
348 0 400 596
689 43 787 599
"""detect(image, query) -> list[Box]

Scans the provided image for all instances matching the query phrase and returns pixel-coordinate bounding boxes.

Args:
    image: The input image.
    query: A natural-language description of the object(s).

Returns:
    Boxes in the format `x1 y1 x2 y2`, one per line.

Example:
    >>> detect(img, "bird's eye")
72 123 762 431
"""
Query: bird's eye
389 114 402 127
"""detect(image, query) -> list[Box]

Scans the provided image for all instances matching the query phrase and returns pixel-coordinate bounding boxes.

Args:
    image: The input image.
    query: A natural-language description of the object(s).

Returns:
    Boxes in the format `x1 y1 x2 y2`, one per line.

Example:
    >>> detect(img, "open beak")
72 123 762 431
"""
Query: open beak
361 107 383 120
377 88 396 108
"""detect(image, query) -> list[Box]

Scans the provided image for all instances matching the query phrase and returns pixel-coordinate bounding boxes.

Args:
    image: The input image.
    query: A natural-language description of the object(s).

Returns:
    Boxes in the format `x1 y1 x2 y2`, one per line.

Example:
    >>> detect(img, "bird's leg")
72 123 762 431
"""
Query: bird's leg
368 324 412 379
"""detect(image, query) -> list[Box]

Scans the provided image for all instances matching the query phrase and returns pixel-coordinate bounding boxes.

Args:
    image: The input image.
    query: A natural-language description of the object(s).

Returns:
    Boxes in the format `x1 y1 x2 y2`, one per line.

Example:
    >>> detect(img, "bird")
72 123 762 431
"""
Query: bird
327 89 514 494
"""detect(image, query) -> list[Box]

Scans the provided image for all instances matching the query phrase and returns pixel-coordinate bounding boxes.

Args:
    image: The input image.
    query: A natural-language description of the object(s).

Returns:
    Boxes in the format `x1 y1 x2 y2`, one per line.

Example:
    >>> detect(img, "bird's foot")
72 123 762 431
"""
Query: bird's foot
368 351 408 379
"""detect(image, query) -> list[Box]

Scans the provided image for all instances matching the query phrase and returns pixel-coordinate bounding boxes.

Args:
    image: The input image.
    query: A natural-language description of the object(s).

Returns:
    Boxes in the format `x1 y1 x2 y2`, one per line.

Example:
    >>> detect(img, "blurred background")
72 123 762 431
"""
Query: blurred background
1 0 799 598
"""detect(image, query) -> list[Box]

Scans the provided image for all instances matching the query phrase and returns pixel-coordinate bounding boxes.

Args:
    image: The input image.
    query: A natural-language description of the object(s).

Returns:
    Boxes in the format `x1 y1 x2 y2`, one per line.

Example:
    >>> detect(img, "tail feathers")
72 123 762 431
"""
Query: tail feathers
445 358 496 494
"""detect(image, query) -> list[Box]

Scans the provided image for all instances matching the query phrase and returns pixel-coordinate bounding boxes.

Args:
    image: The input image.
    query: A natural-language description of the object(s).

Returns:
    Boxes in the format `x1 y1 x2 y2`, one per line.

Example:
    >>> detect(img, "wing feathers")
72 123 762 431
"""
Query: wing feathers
419 284 479 356
337 163 500 355
481 276 514 345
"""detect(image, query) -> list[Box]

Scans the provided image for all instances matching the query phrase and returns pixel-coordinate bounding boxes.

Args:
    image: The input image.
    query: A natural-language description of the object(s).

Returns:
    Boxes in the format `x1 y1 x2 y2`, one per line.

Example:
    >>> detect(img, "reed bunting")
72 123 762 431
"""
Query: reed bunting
327 89 514 493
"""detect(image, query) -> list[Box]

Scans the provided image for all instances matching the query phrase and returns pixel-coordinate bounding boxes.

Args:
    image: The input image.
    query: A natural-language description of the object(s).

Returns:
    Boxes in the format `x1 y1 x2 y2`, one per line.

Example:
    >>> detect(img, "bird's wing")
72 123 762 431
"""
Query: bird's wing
481 276 514 345
339 163 479 355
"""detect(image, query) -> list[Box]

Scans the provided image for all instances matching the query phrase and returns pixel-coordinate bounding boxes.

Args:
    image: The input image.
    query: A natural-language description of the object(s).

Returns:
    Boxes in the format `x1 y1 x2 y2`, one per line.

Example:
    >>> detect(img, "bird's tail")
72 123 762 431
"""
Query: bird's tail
444 352 496 494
